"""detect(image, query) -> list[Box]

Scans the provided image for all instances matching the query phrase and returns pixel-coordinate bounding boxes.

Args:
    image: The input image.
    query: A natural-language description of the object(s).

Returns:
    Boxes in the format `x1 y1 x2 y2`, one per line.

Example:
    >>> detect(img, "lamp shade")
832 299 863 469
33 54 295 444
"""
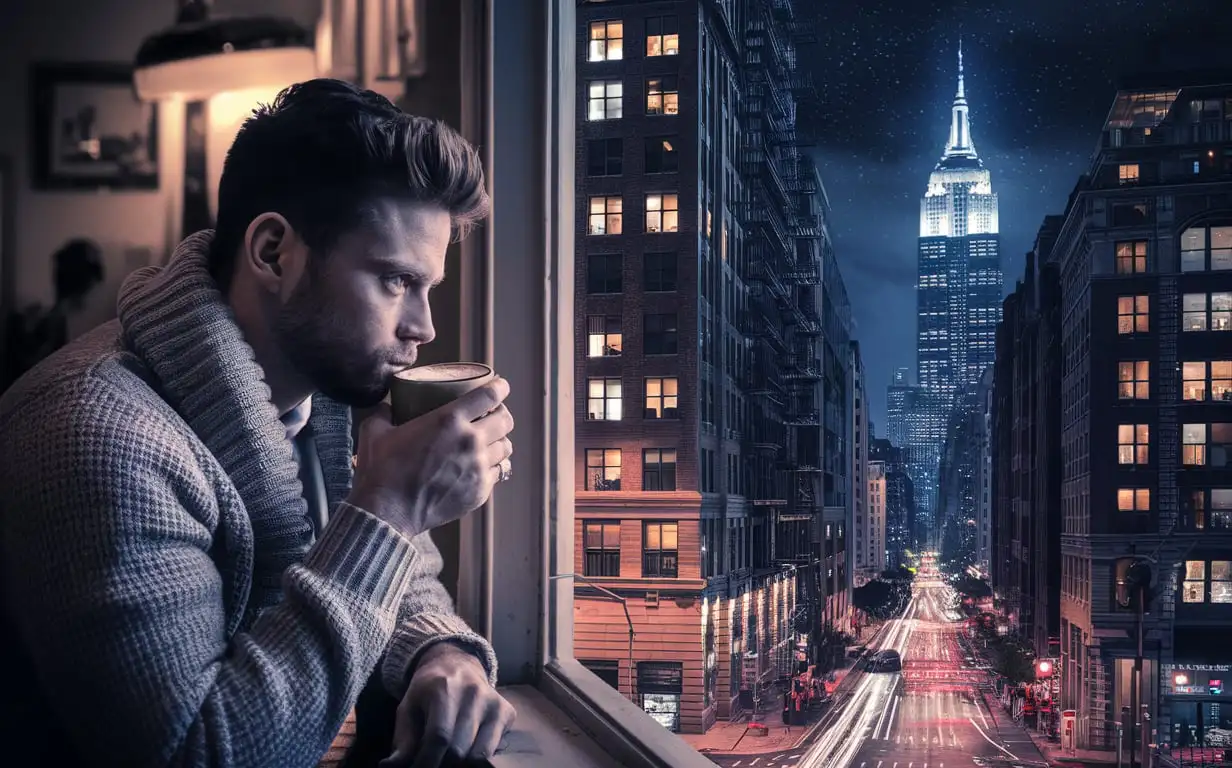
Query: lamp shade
134 16 316 102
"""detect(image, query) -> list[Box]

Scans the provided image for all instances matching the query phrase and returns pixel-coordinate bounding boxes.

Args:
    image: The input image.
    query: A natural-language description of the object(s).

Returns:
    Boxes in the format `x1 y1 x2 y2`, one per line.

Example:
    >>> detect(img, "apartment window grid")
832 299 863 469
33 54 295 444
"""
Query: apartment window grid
582 521 621 577
586 252 622 294
585 448 622 491
587 20 624 62
1183 292 1232 332
644 377 679 419
586 315 622 358
1118 424 1150 465
645 193 679 233
646 76 679 116
1119 163 1140 185
1180 224 1232 272
642 448 677 492
1182 560 1232 604
586 137 622 177
586 377 623 421
1117 295 1150 334
645 16 679 57
644 313 679 355
1117 488 1151 514
1118 360 1150 400
643 251 677 292
1115 240 1148 274
587 80 623 121
642 521 679 577
1183 423 1232 467
644 137 679 174
587 196 623 236
1182 361 1232 402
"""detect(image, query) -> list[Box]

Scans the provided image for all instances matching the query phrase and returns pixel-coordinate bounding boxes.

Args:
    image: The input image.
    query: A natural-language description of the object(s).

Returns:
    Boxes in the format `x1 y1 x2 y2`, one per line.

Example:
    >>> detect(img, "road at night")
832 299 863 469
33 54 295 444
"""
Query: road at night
710 573 1047 768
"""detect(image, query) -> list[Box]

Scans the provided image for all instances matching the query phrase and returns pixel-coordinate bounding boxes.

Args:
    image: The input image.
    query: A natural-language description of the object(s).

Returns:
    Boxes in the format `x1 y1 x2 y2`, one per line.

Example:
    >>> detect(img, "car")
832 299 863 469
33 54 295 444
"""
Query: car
870 649 902 672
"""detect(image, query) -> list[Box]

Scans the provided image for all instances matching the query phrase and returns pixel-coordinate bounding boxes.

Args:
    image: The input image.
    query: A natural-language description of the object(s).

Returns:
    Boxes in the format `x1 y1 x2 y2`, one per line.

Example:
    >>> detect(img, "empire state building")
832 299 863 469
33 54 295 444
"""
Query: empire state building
910 45 1003 531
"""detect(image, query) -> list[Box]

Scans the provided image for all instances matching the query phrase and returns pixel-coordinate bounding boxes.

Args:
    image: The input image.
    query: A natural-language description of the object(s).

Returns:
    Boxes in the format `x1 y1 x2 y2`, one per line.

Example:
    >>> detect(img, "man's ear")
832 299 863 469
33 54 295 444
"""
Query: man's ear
241 213 298 295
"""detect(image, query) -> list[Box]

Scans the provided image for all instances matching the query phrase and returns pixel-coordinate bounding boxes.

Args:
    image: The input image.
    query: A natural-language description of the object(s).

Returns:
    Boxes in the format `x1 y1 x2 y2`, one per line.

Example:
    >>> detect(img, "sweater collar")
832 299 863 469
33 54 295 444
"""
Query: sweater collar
116 231 354 615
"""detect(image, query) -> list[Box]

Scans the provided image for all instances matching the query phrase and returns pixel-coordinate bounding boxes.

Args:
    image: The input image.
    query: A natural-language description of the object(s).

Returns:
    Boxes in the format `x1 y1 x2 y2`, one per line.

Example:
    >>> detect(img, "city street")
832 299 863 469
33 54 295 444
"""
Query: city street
710 573 1048 768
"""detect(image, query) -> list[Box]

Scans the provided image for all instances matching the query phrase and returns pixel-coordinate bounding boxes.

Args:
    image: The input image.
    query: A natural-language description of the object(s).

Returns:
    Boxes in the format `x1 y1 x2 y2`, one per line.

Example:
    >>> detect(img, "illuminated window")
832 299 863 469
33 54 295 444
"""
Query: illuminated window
583 521 621 577
644 377 679 419
1117 488 1150 514
587 20 624 62
1181 224 1232 272
645 193 679 233
645 16 679 57
585 449 622 491
1184 561 1206 603
586 138 622 176
644 137 678 173
1117 295 1149 334
642 521 678 573
587 377 623 421
586 315 622 357
587 80 623 121
1118 361 1150 400
646 76 679 116
587 196 623 235
1118 424 1149 465
1115 240 1148 274
1214 561 1232 604
1119 163 1140 184
1183 292 1232 331
1183 423 1207 465
586 253 622 294
1182 361 1232 402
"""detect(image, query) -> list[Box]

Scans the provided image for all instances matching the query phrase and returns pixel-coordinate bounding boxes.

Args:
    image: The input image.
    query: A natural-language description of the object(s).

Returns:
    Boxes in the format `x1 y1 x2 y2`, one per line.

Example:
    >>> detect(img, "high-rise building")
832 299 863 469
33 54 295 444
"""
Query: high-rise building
851 343 870 587
916 45 1003 539
975 367 995 580
867 461 888 578
991 221 1063 658
1009 73 1232 751
571 0 854 735
886 368 930 550
870 438 915 569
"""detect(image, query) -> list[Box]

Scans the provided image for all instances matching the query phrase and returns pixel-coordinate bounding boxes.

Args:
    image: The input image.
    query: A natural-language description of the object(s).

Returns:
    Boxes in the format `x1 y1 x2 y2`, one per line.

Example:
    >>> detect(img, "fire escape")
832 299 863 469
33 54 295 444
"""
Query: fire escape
740 0 821 570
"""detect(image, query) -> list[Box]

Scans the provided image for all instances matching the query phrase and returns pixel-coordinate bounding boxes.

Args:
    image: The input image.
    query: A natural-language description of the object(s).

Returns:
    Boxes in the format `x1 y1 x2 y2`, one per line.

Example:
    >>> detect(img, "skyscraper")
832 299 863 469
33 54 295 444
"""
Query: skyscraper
915 44 1003 538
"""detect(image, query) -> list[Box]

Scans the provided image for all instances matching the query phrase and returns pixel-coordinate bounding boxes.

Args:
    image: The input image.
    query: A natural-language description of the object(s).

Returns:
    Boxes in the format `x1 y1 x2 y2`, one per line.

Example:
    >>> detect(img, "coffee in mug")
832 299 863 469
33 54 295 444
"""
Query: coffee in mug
389 362 495 425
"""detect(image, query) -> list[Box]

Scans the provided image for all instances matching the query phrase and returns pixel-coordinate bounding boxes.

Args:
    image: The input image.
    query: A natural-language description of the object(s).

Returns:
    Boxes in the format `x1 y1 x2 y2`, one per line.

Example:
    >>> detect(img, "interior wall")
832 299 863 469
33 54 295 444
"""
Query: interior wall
0 0 320 316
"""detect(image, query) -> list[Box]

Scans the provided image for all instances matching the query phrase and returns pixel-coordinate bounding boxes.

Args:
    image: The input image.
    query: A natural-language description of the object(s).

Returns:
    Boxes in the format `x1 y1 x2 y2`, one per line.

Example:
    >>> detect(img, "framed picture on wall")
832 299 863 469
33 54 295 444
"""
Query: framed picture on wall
30 62 159 191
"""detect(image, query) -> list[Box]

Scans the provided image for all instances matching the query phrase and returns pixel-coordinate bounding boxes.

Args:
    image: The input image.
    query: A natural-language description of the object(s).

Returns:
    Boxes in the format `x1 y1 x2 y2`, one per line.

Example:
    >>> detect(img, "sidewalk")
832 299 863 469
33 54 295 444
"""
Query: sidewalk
682 655 867 756
979 688 1117 766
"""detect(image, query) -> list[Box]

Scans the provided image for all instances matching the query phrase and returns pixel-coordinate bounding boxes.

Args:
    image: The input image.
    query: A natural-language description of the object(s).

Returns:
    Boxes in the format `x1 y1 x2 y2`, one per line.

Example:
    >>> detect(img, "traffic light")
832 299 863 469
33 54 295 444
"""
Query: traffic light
1036 660 1053 679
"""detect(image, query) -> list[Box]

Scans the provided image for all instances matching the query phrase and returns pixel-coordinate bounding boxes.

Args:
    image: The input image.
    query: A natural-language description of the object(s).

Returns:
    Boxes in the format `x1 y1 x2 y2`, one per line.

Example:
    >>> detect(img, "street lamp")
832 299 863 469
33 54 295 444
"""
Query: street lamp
1036 660 1053 679
553 573 636 699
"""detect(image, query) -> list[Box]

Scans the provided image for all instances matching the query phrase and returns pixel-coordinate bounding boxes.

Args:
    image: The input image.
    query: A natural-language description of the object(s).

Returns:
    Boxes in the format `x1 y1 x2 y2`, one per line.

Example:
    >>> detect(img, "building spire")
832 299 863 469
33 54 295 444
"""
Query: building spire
942 41 977 162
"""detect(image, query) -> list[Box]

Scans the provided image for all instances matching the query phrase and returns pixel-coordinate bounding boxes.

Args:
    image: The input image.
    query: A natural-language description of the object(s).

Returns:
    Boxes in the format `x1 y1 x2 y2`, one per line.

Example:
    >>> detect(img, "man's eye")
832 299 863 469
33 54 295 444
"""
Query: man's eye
384 275 411 293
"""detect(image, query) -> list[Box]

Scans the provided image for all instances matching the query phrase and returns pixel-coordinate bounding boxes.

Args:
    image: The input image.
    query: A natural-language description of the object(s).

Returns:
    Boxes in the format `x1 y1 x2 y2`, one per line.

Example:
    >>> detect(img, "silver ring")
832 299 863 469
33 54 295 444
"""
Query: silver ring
497 459 512 483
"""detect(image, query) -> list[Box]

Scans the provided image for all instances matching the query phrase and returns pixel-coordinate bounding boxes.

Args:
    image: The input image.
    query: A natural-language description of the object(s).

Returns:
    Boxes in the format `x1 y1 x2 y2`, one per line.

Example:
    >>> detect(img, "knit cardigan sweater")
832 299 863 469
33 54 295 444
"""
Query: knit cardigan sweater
0 232 497 767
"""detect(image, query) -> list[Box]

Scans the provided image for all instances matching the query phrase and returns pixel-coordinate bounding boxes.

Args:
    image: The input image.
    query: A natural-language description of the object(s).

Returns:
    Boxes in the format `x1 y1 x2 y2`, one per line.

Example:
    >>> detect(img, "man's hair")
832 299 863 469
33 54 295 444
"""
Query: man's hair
209 78 490 288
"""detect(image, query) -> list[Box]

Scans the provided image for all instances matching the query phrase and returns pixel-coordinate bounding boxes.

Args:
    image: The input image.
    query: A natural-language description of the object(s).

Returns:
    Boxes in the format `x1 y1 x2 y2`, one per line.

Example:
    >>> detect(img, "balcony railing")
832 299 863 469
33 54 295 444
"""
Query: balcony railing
584 551 621 578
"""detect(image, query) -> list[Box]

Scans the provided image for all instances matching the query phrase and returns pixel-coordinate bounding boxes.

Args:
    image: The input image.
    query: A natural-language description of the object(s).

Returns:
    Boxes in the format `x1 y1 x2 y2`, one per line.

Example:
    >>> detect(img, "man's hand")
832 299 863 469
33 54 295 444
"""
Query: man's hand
380 643 516 767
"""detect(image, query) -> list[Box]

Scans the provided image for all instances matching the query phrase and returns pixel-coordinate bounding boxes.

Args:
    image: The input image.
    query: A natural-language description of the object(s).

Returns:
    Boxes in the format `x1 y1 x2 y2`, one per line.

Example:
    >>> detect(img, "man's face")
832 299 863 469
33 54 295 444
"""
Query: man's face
272 199 450 408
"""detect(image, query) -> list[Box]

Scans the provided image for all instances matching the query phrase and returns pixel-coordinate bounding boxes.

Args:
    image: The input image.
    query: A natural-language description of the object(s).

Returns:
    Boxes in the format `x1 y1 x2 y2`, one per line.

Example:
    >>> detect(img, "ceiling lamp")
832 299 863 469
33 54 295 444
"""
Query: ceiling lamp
134 1 316 102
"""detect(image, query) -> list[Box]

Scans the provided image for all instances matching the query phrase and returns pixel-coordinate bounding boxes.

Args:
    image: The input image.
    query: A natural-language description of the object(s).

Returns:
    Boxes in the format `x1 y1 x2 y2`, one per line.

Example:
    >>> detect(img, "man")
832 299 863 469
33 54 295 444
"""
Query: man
0 79 515 767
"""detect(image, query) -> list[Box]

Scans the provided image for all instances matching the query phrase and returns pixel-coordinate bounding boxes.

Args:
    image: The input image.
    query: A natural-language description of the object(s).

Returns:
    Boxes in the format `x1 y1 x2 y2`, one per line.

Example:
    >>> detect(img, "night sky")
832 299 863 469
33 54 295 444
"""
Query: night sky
800 0 1225 430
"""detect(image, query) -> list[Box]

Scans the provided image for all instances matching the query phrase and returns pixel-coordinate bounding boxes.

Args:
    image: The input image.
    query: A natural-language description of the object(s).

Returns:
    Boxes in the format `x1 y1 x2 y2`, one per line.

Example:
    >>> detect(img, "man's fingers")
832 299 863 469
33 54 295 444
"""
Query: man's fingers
451 377 510 421
474 404 515 444
409 700 455 768
467 700 516 761
483 438 514 468
446 688 482 762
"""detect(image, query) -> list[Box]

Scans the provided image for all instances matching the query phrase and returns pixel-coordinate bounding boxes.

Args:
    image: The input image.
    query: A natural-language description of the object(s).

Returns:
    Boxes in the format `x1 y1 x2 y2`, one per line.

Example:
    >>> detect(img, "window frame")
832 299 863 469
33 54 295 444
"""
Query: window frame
1115 240 1148 274
645 75 679 116
583 520 622 577
587 20 624 63
481 4 717 765
1116 294 1149 335
586 376 624 421
587 137 623 177
586 79 624 121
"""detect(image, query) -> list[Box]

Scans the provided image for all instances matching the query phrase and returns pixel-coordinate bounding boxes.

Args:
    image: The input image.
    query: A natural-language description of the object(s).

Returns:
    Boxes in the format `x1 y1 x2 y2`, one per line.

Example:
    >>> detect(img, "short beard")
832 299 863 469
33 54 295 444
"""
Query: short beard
271 277 391 408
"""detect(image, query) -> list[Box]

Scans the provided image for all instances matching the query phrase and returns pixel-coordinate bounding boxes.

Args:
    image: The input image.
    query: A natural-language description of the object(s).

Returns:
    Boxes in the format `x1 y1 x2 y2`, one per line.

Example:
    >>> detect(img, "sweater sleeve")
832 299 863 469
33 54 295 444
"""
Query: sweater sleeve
376 512 499 695
0 387 418 767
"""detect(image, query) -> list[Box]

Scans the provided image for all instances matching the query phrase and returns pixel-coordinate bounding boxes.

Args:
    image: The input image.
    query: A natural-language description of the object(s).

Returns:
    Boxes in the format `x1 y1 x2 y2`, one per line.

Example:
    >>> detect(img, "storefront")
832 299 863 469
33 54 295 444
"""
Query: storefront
1166 664 1232 747
638 661 684 733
